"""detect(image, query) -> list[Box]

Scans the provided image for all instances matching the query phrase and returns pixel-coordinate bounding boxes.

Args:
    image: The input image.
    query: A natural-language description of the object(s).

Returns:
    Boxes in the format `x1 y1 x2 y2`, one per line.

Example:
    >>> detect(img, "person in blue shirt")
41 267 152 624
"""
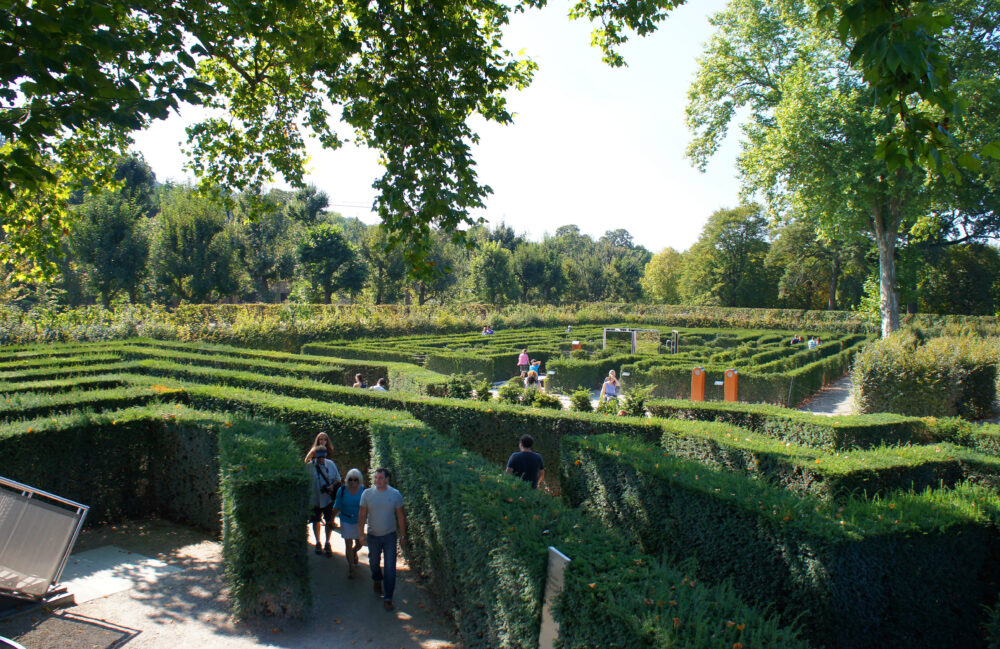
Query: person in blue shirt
333 468 365 579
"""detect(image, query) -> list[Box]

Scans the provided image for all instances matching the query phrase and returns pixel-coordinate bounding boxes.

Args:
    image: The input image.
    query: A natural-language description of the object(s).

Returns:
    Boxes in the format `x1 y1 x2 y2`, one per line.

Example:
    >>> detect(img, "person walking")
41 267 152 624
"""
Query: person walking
359 468 406 611
309 444 342 557
517 348 530 376
353 373 368 388
333 468 365 578
506 434 545 489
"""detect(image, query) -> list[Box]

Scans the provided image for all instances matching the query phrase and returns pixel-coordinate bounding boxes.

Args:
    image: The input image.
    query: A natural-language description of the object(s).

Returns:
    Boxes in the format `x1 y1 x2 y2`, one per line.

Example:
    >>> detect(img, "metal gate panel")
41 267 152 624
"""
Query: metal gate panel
0 478 87 599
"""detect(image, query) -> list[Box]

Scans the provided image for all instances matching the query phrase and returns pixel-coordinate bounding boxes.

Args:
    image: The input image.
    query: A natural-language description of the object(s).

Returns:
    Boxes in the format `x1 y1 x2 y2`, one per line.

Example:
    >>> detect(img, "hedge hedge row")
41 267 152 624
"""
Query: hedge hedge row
0 405 223 529
629 336 866 406
0 404 314 618
646 399 933 449
370 418 811 649
561 433 1000 649
8 344 1000 506
853 334 999 418
219 418 311 618
0 339 448 397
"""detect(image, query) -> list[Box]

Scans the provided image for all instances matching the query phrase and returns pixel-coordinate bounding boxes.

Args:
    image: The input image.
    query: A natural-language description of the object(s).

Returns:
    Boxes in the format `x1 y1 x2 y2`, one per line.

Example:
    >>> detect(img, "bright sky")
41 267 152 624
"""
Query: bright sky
132 0 741 254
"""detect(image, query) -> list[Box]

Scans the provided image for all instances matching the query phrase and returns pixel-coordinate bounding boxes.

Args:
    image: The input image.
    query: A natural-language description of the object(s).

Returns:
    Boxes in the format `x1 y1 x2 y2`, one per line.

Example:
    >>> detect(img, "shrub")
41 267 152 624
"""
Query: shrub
618 384 654 417
594 398 620 415
473 378 494 401
530 390 563 410
497 380 525 405
569 387 593 412
853 334 999 418
445 372 475 399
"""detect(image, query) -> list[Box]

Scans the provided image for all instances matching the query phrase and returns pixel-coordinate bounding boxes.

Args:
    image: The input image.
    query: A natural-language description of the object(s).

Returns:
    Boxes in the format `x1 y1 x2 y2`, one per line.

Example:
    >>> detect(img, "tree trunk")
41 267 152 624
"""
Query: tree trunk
872 206 900 336
827 256 840 310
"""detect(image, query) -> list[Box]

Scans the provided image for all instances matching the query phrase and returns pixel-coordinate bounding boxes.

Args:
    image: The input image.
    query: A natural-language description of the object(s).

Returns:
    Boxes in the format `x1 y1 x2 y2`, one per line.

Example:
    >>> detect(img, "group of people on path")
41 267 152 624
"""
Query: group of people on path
517 348 545 389
305 430 546 612
790 334 822 349
306 432 406 611
353 373 388 391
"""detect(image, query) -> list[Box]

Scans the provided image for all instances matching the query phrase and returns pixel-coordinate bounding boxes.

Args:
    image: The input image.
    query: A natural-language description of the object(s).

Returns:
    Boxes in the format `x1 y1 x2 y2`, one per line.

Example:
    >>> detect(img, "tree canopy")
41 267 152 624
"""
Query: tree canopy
1 0 534 277
687 0 1000 334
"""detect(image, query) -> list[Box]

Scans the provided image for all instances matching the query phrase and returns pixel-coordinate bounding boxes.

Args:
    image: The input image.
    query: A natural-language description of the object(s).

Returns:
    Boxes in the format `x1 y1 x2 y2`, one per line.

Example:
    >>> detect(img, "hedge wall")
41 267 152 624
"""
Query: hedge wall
853 334 999 418
219 419 311 618
646 399 934 450
561 433 1000 649
0 405 221 529
370 418 811 649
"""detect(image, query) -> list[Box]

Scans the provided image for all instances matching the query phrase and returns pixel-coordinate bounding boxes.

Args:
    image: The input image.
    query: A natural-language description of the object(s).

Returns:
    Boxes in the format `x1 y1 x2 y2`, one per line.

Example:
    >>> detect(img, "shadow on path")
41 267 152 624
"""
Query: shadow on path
4 519 459 649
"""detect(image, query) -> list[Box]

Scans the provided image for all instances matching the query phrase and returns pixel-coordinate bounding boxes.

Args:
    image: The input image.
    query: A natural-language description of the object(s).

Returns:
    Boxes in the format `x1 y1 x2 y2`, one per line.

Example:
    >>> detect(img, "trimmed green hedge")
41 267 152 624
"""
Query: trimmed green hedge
0 385 187 424
853 334 999 418
370 419 810 649
219 419 311 618
647 399 933 450
561 433 1000 649
0 405 221 529
545 354 644 392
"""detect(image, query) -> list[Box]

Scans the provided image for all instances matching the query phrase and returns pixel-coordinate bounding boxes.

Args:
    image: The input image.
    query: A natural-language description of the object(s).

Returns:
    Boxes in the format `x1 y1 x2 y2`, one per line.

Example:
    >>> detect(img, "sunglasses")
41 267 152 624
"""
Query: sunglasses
347 478 359 482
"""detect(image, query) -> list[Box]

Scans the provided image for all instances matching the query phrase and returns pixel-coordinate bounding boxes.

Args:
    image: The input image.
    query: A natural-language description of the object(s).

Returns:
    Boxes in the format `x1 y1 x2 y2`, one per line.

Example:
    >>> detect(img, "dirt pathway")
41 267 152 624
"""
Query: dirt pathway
796 375 854 416
0 520 459 649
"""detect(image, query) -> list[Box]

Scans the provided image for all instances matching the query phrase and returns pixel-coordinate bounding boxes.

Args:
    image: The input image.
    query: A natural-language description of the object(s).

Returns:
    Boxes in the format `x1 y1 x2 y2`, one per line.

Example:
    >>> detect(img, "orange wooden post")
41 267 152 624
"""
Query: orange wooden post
724 369 739 402
691 367 705 402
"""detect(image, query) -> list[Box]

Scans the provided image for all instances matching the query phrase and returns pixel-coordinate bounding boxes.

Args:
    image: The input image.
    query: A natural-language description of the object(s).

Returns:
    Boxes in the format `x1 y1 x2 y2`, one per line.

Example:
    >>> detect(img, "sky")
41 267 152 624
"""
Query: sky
132 0 741 254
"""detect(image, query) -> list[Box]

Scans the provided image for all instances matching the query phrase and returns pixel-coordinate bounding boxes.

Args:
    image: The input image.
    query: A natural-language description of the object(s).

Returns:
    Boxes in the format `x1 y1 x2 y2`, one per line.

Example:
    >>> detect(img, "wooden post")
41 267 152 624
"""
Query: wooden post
724 369 738 402
691 367 705 402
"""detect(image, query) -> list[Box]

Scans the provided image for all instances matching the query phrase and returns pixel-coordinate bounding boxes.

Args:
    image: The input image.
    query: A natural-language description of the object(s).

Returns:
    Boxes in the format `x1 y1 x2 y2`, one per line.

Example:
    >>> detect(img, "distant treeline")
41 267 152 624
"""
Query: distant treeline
5 156 999 318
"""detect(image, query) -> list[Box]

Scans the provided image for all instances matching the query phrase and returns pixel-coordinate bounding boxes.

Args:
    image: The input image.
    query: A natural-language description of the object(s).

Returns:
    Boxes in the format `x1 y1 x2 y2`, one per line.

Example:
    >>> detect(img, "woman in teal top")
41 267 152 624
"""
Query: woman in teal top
333 468 365 578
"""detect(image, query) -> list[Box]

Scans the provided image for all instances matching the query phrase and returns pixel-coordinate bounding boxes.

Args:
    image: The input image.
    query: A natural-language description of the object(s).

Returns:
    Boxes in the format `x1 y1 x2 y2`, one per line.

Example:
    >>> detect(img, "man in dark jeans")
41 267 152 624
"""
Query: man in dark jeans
359 467 407 611
506 434 545 489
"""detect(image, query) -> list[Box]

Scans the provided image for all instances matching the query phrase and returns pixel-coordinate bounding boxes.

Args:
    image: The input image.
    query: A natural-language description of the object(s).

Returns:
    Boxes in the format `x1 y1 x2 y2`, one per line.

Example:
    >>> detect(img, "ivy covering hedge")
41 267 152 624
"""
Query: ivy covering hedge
370 418 811 649
561 433 1000 649
219 419 311 618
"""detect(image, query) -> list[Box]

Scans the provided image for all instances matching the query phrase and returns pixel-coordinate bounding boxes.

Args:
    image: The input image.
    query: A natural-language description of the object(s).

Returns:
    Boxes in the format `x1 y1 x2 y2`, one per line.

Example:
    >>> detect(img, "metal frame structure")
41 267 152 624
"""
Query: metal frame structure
0 476 89 601
602 327 662 354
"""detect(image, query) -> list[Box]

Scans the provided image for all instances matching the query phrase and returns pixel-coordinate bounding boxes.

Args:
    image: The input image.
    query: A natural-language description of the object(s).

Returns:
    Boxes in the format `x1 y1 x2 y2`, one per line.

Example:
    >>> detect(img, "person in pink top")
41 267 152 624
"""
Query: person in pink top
517 349 530 376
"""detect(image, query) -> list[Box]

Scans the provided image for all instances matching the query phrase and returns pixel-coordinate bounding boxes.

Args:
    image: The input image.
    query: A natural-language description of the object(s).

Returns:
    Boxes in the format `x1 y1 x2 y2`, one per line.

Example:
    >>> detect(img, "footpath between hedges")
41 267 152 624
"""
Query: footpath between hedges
0 519 459 649
796 375 854 416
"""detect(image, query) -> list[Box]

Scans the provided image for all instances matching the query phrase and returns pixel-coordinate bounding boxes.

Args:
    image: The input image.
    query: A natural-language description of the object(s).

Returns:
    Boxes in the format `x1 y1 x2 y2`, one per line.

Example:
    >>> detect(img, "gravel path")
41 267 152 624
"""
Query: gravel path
0 520 459 649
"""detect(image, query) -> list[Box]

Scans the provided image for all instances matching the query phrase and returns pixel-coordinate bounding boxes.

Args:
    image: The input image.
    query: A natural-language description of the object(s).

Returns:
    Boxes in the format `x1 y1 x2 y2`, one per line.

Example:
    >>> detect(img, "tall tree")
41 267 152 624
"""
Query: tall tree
678 205 778 307
1 0 534 277
150 186 242 304
297 224 363 304
361 226 407 305
688 0 1000 334
766 218 870 310
642 247 683 304
69 194 150 307
469 240 519 305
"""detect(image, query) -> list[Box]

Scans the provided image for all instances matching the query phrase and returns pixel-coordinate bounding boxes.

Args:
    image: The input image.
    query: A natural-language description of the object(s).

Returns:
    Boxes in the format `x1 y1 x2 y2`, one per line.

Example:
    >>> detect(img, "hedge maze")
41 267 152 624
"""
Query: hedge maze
305 324 870 405
3 332 1000 648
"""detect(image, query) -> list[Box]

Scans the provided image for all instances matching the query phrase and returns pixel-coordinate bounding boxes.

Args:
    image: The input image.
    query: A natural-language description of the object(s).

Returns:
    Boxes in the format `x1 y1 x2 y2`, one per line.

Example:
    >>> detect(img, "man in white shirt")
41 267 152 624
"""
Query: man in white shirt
359 467 406 611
